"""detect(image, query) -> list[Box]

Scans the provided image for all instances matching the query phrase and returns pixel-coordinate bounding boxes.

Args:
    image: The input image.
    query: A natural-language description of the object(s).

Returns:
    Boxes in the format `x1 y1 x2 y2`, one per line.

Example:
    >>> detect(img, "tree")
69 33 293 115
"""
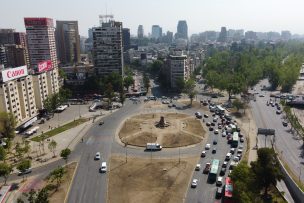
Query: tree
149 60 163 74
0 163 12 185
0 146 7 161
105 83 115 107
230 162 256 202
15 142 24 160
49 167 65 190
48 140 57 158
119 91 126 106
17 159 31 179
175 77 185 93
232 98 245 112
183 79 197 106
0 112 16 140
123 75 134 91
250 148 283 197
143 73 150 92
60 148 71 164
35 188 49 203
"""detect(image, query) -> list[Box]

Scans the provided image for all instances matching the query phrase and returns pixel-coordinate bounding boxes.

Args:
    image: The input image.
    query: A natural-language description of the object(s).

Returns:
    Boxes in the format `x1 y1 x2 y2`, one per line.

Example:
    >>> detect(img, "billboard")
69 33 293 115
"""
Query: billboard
24 18 53 27
2 66 28 82
38 60 52 73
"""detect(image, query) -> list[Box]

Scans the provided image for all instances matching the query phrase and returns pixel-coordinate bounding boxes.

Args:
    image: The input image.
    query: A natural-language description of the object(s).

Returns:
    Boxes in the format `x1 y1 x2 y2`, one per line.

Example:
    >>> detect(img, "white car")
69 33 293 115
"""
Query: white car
18 168 32 176
191 179 198 188
216 176 223 186
222 131 226 137
230 148 235 154
205 144 211 150
195 164 201 171
240 137 245 143
95 152 101 160
225 153 232 160
233 156 240 162
201 151 206 157
214 129 219 134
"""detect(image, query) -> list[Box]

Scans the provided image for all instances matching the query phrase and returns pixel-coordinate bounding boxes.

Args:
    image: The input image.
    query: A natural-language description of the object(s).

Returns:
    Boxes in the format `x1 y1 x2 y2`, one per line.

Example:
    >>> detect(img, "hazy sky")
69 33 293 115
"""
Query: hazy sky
1 0 304 37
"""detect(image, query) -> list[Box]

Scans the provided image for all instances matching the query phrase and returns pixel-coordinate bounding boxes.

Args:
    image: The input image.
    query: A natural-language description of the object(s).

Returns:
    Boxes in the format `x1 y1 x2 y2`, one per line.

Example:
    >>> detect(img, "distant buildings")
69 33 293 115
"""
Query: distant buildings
176 20 188 39
151 25 162 39
281 31 292 41
218 27 227 42
122 28 131 51
92 20 123 76
137 25 144 38
56 20 81 65
245 31 257 40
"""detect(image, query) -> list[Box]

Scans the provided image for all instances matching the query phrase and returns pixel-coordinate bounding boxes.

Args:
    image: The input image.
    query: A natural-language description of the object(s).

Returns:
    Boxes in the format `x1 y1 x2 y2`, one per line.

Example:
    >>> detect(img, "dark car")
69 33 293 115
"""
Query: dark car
212 148 216 154
216 187 223 199
209 127 214 131
220 167 226 176
213 139 218 145
211 122 215 126
99 121 104 125
282 121 288 127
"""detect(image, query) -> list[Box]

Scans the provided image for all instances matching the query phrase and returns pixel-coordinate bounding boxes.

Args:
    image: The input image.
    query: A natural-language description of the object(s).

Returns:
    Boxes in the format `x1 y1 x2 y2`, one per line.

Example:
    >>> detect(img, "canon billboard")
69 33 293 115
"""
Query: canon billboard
24 18 53 27
2 66 28 82
38 60 52 73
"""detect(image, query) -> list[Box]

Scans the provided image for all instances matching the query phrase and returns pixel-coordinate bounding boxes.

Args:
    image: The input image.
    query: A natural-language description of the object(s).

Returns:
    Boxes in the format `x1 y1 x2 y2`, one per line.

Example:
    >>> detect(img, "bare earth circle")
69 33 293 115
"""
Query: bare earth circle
118 113 206 148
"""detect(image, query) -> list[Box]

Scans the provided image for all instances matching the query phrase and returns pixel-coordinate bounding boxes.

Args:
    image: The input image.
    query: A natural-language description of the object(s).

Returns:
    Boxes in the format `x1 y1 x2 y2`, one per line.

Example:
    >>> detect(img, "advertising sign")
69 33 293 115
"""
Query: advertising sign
24 18 53 27
2 66 28 82
38 60 52 73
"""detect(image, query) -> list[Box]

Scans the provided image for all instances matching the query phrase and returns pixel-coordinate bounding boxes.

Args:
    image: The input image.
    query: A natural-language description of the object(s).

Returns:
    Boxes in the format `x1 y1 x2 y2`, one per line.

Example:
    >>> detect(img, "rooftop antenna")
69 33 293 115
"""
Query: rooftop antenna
99 2 113 25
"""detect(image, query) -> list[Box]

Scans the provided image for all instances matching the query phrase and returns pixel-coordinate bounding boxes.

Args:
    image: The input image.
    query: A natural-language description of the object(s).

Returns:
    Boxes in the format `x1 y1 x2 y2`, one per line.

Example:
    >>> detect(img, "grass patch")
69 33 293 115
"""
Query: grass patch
31 118 88 142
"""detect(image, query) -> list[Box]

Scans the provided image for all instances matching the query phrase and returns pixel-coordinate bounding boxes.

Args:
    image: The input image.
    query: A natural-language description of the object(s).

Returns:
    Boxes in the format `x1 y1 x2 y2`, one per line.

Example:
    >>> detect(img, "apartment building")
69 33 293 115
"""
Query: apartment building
168 50 189 88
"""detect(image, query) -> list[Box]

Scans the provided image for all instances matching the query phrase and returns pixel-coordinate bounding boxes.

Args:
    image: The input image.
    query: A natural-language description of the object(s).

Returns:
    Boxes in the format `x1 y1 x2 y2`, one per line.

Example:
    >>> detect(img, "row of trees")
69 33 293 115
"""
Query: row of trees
203 41 304 96
230 148 283 202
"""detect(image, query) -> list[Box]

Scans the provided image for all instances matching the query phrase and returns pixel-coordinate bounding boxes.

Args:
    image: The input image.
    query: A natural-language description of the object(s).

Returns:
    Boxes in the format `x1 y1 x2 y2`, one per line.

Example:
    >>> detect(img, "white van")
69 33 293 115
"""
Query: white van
100 162 107 173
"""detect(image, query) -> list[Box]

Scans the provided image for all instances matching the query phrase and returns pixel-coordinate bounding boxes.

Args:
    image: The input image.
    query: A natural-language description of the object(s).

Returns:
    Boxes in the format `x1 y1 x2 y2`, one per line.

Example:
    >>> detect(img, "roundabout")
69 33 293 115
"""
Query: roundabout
118 113 206 148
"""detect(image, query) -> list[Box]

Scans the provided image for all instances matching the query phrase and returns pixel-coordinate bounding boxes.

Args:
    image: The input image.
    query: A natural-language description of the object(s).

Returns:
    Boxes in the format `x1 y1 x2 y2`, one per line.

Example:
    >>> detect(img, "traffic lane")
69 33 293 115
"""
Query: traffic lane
252 88 304 181
186 117 234 203
68 102 144 203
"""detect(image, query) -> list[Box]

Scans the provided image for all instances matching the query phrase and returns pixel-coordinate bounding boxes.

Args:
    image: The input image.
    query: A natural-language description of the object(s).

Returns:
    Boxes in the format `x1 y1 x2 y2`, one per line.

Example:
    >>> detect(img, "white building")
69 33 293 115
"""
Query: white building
168 50 190 88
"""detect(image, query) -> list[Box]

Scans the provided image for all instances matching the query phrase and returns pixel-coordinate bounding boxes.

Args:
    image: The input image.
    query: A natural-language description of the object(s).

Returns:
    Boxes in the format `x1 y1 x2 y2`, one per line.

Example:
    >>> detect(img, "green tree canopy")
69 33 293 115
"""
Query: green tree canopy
0 163 12 185
60 148 71 164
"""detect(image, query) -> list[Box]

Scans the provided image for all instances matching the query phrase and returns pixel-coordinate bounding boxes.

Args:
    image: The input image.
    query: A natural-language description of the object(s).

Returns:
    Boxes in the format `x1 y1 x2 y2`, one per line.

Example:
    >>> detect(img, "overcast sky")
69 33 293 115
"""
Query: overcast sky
1 0 304 37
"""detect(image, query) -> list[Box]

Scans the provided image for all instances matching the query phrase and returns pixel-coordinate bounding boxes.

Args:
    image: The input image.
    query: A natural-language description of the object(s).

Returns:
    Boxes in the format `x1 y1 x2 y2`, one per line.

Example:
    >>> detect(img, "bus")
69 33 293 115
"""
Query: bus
231 132 239 147
216 105 225 115
208 159 220 182
224 177 234 203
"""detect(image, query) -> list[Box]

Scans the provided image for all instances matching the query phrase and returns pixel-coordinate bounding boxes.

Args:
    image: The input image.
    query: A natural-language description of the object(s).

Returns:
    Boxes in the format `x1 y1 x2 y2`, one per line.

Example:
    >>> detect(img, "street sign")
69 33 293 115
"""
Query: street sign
257 128 275 136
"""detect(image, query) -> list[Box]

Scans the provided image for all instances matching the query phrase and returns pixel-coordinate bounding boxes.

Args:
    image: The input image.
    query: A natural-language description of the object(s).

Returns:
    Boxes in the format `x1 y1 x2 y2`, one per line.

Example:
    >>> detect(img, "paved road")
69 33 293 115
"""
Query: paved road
250 80 304 183
185 110 245 202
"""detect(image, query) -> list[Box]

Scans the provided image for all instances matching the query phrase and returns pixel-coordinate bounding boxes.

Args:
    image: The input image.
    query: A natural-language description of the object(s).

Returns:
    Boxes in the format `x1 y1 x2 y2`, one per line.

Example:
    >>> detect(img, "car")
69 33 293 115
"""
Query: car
222 131 226 137
282 121 288 127
233 156 240 162
18 168 32 176
172 104 176 107
100 162 107 173
277 106 281 110
239 144 244 149
240 137 244 143
196 114 202 119
204 114 209 118
205 144 211 150
212 148 216 154
95 152 101 160
225 153 232 160
237 149 243 154
168 104 173 108
220 167 226 176
276 110 282 115
191 179 198 188
201 151 206 157
213 117 218 122
206 122 211 126
203 163 211 173
216 187 223 199
271 103 275 107
211 122 215 126
209 127 214 131
222 161 228 168
213 139 218 145
214 129 219 134
259 94 265 97
216 176 223 186
99 121 104 125
218 125 222 129
237 153 242 160
195 164 201 171
230 148 235 154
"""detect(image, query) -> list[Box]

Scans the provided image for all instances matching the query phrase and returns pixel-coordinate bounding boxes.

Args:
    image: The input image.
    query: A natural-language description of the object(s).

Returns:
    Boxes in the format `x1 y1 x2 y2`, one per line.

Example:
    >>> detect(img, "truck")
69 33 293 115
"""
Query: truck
146 143 162 151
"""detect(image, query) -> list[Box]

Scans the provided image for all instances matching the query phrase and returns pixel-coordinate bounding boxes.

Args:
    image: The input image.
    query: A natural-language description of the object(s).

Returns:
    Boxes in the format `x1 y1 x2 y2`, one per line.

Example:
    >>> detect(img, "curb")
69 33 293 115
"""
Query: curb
64 162 79 203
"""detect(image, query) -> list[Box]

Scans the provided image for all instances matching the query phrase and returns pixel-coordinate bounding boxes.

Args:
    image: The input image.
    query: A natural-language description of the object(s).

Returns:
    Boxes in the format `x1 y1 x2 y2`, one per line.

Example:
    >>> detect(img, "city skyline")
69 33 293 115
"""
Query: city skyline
1 0 304 37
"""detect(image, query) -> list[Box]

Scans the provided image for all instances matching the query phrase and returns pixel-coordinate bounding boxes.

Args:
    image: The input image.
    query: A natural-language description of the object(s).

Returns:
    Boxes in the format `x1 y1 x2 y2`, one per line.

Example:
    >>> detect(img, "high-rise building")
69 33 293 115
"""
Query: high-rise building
3 44 26 68
151 25 162 39
168 50 189 88
166 31 173 44
0 46 7 67
92 20 123 76
24 17 59 103
137 25 144 38
56 21 81 65
122 28 130 51
245 31 257 40
218 27 227 42
176 20 188 39
281 30 291 41
0 29 15 45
